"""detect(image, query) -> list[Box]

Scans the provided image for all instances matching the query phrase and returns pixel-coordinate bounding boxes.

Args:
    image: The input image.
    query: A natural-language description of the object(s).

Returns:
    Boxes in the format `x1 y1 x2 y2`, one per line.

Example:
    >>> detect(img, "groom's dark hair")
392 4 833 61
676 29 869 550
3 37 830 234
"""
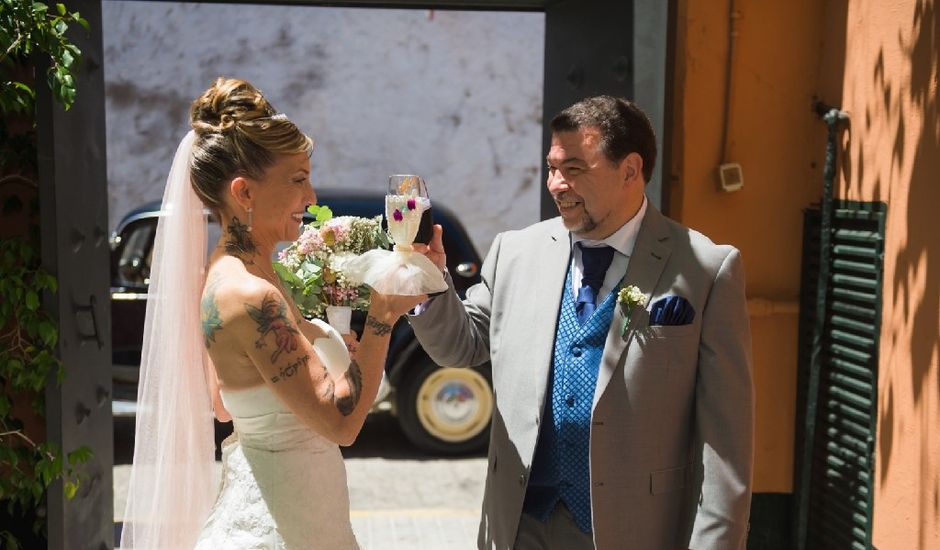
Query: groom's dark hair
550 96 657 184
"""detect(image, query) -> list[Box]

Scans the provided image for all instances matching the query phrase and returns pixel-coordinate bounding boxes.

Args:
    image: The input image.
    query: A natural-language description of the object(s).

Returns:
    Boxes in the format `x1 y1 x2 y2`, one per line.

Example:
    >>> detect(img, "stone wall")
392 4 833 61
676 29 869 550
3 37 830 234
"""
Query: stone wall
103 2 544 254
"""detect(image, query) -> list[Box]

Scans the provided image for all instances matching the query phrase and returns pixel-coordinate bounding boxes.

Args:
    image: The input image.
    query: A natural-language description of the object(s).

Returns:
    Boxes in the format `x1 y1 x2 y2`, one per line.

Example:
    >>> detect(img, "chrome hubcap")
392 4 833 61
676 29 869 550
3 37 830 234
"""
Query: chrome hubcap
416 368 492 443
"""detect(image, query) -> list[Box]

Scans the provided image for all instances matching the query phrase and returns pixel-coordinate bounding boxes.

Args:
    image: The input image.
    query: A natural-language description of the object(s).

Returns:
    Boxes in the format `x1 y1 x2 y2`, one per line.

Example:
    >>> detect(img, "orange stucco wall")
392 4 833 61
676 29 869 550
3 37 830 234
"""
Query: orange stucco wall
672 0 940 547
830 1 940 548
671 0 831 493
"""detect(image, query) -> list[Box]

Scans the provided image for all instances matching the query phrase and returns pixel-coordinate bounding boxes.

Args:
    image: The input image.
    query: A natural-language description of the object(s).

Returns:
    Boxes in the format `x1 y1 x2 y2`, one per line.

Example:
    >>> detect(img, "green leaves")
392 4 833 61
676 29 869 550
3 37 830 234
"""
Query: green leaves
24 290 38 310
2 530 21 550
0 0 89 114
0 236 80 543
274 256 327 318
273 261 302 287
306 204 333 226
67 446 92 465
1 5 91 544
37 320 56 347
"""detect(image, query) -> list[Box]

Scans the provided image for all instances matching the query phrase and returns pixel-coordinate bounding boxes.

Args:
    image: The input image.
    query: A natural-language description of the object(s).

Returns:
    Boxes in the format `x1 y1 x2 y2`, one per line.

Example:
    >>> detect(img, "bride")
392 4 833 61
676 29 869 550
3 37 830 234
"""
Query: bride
120 78 424 549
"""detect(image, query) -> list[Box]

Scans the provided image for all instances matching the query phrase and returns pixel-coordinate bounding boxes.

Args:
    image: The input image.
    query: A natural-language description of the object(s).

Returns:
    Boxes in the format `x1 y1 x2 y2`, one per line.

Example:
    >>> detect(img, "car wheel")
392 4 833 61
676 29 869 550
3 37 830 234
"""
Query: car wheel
396 360 492 455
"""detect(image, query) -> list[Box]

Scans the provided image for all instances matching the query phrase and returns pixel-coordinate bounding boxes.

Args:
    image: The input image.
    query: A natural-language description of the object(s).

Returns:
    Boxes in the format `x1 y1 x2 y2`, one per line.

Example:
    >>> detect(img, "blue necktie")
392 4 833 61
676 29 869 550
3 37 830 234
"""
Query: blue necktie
576 243 615 324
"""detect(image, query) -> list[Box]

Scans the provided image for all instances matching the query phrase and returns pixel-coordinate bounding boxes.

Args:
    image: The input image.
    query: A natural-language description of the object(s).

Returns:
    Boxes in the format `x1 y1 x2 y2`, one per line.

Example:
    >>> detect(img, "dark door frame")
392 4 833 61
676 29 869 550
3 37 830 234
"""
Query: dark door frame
40 1 673 546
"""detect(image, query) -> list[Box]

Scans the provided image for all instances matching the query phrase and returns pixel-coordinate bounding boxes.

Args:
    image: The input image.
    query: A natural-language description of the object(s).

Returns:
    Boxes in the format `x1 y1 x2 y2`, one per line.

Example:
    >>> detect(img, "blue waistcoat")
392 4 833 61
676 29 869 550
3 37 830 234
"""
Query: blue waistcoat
522 266 617 533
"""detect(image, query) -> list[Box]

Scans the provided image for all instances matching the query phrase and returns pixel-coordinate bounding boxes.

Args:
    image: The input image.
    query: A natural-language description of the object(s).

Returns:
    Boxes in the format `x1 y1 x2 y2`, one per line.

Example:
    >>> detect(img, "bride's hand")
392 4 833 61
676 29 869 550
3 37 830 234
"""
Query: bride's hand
368 290 427 323
342 332 360 358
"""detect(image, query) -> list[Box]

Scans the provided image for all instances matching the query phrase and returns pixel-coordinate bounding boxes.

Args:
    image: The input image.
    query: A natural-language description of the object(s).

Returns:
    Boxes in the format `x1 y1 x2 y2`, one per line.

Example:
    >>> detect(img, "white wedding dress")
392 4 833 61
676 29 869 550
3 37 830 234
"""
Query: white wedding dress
194 384 360 549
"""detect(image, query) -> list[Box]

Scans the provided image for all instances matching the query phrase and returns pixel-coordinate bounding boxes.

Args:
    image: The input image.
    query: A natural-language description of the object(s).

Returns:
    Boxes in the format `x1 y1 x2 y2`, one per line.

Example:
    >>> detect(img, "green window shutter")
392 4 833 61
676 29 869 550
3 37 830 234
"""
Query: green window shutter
796 201 886 550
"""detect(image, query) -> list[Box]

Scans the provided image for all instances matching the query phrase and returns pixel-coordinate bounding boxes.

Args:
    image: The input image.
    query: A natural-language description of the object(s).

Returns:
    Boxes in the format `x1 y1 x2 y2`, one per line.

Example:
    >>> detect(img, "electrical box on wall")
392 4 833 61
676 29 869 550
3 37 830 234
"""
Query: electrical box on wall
719 163 744 192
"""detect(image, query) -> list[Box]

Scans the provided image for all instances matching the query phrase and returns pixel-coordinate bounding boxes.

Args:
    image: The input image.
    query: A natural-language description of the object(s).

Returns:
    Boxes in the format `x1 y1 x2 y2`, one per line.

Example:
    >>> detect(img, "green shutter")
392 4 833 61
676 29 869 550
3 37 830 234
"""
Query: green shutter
796 201 885 550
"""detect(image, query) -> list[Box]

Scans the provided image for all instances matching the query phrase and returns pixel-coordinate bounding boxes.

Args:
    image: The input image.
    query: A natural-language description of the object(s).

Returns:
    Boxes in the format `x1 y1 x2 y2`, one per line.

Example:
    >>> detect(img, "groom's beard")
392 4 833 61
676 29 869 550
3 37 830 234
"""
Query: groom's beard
560 206 598 236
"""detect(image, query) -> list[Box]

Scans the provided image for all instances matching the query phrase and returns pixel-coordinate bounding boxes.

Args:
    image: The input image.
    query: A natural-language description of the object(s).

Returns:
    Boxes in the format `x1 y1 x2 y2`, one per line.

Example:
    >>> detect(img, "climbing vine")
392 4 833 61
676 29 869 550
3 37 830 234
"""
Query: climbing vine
0 0 92 545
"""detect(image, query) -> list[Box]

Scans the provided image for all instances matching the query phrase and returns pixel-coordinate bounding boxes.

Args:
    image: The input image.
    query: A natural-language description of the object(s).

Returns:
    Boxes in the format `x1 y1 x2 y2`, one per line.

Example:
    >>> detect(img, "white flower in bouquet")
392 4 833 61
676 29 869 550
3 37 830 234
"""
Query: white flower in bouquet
274 205 389 319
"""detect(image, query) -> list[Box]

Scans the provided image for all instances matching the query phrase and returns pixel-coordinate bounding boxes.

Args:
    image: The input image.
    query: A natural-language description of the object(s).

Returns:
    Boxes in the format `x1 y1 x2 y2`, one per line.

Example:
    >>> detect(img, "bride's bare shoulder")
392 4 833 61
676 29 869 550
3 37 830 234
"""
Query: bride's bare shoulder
203 264 285 323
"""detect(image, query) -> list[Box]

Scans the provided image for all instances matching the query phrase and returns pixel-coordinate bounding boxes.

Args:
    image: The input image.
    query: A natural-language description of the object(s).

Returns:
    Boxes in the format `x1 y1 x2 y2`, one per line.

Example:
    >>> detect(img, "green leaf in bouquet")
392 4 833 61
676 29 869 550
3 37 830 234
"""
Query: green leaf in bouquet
350 285 372 311
299 259 322 274
273 261 303 288
371 215 391 248
306 204 333 227
298 267 322 287
300 293 324 320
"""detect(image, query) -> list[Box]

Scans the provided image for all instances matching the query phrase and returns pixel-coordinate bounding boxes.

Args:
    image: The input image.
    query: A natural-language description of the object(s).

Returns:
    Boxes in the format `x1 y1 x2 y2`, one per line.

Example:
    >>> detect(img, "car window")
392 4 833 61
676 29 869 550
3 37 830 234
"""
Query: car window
114 214 222 289
207 220 222 258
115 219 157 287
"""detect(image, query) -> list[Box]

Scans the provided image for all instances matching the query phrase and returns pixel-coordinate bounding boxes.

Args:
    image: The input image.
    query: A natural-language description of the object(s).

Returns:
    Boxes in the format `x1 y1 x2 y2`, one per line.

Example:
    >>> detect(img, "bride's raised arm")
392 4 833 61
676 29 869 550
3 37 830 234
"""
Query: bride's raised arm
216 277 419 445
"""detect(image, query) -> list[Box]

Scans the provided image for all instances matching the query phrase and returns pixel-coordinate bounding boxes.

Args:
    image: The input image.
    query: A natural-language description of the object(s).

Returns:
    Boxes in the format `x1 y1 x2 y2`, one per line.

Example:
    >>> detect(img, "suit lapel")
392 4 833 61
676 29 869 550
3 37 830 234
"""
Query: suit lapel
593 206 673 410
530 220 571 414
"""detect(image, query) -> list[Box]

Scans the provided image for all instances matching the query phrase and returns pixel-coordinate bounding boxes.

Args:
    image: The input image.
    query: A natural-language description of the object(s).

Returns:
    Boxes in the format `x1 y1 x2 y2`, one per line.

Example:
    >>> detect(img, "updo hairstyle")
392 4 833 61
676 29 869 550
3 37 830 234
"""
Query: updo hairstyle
189 77 313 209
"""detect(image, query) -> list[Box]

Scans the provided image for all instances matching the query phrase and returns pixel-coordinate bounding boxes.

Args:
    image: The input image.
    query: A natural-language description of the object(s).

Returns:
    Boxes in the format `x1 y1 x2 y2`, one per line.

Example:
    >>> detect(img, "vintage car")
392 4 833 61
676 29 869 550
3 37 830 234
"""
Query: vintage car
109 188 492 454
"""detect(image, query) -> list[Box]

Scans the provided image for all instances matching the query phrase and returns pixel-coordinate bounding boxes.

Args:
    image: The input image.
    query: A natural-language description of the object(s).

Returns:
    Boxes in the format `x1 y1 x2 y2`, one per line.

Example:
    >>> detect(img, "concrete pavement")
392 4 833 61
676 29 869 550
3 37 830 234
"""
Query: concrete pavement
113 412 488 549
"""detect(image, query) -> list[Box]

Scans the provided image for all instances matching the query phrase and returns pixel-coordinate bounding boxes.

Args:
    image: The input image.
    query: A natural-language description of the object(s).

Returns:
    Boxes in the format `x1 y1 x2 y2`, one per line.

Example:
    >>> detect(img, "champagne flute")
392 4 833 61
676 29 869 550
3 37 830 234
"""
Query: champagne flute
386 175 433 250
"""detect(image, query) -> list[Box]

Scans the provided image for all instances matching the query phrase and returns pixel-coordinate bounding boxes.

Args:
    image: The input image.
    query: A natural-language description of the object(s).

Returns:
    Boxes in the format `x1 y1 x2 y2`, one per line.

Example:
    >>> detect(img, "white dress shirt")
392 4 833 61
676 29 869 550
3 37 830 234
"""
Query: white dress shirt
569 195 648 304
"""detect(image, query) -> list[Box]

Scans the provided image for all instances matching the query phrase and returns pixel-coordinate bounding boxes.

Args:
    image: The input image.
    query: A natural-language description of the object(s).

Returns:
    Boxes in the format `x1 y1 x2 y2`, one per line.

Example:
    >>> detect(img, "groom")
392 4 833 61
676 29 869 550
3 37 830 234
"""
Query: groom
410 96 753 549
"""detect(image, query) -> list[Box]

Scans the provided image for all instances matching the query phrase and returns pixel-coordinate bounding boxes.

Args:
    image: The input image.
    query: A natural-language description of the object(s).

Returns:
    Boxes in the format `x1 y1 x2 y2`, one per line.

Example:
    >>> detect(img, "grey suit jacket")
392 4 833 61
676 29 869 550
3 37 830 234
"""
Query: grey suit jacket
409 205 754 550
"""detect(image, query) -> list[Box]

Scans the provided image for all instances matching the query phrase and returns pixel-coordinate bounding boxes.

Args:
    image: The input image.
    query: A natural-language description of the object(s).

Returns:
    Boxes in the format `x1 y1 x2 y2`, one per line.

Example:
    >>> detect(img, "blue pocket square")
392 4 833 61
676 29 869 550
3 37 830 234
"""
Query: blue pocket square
649 295 695 326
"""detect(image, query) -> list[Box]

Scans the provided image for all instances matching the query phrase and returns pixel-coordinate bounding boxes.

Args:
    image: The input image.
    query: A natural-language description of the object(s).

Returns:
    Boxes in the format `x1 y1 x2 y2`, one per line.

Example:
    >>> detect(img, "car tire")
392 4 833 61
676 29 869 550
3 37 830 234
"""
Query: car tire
396 360 492 455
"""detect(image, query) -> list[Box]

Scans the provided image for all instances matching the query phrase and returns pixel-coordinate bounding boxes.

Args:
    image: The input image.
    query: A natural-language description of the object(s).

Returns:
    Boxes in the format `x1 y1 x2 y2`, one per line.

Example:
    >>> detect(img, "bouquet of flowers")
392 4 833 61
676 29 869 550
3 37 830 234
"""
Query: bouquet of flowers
274 205 390 331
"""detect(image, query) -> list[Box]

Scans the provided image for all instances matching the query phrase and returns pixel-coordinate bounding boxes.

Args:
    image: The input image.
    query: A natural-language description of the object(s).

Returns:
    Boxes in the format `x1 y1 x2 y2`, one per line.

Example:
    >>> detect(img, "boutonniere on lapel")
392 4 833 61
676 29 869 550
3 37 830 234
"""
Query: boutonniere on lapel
616 285 647 337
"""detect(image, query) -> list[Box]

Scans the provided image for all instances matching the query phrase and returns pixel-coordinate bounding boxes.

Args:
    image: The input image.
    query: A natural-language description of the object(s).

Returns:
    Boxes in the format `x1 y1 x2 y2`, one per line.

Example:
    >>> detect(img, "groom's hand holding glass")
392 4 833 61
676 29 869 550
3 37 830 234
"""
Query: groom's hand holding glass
412 223 447 275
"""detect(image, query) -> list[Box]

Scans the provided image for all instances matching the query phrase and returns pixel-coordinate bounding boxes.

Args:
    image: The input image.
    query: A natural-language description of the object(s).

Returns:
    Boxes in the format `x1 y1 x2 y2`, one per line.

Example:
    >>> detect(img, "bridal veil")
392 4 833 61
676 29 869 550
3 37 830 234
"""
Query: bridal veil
120 130 217 548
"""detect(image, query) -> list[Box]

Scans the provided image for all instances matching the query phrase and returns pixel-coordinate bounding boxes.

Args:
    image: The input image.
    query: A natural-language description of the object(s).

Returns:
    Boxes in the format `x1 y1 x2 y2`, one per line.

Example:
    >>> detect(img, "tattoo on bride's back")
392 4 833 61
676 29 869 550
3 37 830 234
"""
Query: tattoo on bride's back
271 354 310 383
200 275 223 348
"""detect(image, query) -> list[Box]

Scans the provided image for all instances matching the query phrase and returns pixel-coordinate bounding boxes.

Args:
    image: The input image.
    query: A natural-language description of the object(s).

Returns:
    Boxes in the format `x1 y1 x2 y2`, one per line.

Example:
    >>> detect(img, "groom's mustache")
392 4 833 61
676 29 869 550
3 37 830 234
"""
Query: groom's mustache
552 193 581 204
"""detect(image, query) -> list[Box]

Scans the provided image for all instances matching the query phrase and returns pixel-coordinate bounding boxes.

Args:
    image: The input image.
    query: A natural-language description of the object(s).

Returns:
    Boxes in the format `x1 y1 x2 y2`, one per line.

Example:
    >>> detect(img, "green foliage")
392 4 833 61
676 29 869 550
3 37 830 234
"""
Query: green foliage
0 0 92 542
276 212 390 319
0 237 91 533
305 203 334 226
0 0 89 114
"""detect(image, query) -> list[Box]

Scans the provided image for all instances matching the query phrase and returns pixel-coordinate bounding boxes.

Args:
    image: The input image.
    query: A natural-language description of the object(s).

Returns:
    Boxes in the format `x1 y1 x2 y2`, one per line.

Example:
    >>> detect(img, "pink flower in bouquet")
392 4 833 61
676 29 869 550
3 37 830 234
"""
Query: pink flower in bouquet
297 226 324 255
324 285 360 305
321 219 349 248
392 209 404 222
274 210 388 319
326 219 349 239
406 198 416 211
321 228 336 247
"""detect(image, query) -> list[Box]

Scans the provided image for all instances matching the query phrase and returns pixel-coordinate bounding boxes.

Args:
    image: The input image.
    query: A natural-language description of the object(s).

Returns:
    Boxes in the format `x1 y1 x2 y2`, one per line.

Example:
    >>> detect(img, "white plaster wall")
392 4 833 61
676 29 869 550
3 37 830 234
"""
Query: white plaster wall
102 3 544 255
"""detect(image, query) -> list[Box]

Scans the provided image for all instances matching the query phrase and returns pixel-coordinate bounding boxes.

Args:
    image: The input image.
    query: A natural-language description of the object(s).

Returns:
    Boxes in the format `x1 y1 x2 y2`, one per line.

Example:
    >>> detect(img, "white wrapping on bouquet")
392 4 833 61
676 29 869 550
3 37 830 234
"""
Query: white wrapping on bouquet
340 193 448 296
341 248 448 295
308 318 352 380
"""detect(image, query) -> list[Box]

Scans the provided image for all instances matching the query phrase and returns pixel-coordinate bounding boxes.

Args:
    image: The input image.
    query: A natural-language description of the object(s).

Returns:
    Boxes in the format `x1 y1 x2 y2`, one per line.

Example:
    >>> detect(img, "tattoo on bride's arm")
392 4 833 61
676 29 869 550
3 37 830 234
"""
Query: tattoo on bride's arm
310 358 361 416
312 360 338 400
200 276 223 348
365 315 392 337
270 354 310 384
224 216 257 261
246 292 300 362
334 360 363 416
320 375 336 401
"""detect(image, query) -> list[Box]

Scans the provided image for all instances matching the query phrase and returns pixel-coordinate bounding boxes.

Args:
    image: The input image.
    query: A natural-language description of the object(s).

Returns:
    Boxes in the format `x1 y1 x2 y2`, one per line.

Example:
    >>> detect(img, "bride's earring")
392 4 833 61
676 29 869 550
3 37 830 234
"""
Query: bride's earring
247 207 253 232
